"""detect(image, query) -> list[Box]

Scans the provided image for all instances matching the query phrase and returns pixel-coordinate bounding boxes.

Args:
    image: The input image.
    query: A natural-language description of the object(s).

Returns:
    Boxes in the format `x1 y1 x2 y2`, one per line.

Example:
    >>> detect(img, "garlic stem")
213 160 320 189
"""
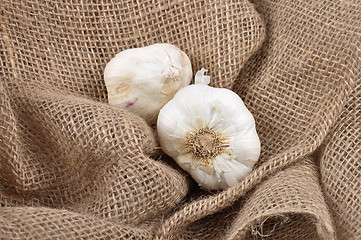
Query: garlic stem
195 68 211 85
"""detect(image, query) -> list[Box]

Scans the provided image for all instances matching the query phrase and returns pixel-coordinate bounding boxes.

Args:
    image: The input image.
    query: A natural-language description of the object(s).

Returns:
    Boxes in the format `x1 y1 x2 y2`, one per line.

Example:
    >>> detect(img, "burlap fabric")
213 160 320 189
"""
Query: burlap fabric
0 0 360 239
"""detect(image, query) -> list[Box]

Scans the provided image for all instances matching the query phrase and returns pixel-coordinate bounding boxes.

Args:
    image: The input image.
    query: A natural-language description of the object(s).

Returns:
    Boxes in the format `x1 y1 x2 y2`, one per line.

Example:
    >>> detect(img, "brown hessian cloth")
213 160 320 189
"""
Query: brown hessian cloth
0 0 360 239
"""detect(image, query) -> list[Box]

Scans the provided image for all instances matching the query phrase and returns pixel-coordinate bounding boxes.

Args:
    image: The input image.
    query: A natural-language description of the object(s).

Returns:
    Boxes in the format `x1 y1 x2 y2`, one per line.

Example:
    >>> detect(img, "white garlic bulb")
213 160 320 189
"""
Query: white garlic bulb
104 43 192 124
157 69 261 190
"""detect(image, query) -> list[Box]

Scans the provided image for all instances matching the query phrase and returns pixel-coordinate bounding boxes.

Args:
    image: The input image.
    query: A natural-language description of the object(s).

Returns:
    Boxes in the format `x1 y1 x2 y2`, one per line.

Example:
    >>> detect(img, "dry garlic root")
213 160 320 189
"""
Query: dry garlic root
157 69 261 190
104 43 192 124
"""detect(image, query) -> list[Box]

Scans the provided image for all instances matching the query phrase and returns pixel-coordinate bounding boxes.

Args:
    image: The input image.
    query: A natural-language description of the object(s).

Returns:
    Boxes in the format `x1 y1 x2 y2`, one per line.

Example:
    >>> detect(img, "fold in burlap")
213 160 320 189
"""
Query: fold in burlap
1 0 360 239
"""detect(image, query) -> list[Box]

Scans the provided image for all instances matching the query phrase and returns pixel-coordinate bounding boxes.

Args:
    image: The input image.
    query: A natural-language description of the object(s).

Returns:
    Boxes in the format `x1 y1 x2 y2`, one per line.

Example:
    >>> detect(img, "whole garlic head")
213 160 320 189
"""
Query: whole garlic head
157 69 261 190
104 43 192 124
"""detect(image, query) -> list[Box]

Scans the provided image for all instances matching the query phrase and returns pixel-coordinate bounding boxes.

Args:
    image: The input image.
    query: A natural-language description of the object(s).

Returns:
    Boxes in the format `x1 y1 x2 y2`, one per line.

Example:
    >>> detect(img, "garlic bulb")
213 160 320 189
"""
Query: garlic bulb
104 43 192 124
157 69 261 190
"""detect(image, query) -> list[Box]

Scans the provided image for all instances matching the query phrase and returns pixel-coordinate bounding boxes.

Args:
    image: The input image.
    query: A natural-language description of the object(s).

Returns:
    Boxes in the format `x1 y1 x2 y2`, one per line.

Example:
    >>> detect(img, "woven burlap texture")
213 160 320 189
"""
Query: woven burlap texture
0 0 360 239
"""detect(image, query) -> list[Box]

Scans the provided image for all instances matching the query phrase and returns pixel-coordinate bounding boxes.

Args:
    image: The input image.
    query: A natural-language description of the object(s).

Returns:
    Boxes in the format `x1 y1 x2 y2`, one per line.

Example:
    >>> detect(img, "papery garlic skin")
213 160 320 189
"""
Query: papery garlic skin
104 43 192 124
157 69 260 190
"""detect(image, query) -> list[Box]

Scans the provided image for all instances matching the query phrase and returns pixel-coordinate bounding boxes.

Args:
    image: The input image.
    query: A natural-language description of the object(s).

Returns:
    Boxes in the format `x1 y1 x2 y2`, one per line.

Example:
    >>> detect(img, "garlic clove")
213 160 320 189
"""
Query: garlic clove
157 69 261 190
104 43 192 124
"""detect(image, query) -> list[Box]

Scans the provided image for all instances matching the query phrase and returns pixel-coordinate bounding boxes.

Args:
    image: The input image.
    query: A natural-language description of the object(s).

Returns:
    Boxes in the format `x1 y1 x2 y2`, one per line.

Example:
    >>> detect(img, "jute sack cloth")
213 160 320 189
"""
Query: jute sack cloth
0 0 360 239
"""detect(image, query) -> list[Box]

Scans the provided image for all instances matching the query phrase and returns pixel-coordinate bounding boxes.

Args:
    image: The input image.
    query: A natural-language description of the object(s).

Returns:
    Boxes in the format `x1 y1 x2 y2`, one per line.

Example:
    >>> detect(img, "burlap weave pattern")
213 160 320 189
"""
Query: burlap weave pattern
319 77 361 239
1 0 360 239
